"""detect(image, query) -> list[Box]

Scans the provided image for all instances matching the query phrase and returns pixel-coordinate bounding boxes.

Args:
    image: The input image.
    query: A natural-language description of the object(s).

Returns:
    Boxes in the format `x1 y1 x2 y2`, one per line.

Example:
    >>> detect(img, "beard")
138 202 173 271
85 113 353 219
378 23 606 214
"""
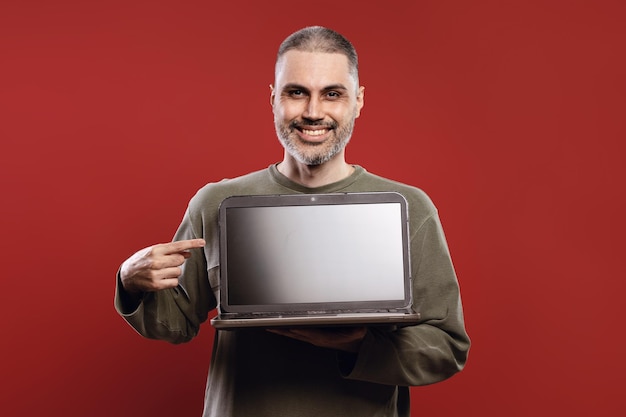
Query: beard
274 114 357 166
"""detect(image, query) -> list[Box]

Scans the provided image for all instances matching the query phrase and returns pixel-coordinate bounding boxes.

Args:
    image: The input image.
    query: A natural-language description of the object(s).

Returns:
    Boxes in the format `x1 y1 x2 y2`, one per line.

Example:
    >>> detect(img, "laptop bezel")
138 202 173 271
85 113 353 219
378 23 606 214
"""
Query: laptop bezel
217 191 412 315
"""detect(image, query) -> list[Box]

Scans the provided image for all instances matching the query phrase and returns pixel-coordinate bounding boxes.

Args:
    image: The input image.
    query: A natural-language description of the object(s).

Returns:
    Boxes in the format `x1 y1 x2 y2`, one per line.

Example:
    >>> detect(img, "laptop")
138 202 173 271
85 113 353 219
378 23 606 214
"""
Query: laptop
210 191 421 329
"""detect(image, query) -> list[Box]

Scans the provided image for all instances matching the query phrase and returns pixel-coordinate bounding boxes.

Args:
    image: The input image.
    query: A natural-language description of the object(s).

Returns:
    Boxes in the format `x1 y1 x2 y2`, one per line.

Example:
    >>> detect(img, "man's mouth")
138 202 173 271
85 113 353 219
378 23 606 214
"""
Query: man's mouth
301 128 328 136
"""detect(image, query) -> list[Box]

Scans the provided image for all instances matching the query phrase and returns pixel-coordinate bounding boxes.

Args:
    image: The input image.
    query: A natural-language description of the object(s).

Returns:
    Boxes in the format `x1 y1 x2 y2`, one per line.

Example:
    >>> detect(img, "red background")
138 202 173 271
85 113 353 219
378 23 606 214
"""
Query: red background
1 1 625 416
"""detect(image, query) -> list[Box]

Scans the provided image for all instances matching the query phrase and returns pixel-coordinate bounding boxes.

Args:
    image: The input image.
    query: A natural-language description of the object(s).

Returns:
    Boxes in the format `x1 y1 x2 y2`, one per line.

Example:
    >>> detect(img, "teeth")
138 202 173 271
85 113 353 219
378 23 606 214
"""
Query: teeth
302 129 327 136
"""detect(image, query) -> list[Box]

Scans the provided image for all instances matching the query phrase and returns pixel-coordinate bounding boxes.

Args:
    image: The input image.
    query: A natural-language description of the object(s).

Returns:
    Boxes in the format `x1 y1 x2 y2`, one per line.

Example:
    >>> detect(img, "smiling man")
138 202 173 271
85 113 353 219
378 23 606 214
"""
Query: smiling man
272 45 364 185
115 26 470 417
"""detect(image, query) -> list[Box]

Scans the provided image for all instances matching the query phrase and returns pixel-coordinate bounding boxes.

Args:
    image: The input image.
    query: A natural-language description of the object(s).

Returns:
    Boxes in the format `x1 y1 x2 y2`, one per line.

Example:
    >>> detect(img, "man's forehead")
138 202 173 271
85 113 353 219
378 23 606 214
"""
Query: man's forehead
275 50 354 88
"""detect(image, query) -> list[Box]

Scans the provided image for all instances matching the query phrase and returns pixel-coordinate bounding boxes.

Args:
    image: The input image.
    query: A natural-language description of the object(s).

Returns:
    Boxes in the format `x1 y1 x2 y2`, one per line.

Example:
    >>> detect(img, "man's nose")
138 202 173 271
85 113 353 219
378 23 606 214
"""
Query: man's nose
303 97 323 120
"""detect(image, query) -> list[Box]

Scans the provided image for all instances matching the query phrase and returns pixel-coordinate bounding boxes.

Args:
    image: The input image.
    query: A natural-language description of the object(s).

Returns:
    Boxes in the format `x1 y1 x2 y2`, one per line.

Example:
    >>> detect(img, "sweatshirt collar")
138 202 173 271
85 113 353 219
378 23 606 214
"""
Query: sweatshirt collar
268 163 366 194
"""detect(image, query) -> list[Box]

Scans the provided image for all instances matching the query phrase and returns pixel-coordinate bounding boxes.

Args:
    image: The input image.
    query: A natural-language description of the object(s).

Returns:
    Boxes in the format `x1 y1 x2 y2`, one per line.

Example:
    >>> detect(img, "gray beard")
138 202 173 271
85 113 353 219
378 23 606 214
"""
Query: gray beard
275 117 356 166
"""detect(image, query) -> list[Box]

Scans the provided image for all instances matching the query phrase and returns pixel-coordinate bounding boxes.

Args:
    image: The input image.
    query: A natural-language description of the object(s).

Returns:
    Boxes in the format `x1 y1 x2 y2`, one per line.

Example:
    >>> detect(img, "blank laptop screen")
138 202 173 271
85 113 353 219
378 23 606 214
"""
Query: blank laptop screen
223 200 407 306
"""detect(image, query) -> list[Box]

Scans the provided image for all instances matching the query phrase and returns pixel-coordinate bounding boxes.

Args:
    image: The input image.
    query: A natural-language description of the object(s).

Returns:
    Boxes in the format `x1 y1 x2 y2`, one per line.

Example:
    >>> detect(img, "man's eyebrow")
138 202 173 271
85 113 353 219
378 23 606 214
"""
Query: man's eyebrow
281 83 308 92
322 84 349 92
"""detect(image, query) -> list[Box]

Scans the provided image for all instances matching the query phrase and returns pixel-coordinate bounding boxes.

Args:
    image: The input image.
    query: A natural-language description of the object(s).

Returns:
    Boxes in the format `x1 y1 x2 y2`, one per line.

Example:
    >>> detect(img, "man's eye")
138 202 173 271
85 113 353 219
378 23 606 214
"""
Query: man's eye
326 91 340 99
289 90 304 96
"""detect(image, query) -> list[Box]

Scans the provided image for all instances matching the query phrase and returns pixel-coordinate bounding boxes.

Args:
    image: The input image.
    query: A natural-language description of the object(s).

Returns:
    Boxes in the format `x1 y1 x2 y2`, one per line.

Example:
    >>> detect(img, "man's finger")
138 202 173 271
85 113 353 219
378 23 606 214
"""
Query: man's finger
154 239 206 255
149 277 180 291
151 266 185 281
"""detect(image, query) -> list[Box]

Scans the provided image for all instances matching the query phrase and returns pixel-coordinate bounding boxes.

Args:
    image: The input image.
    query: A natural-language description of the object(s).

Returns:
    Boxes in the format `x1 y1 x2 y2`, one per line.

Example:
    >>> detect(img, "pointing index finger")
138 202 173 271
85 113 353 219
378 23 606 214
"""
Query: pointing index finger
156 239 206 255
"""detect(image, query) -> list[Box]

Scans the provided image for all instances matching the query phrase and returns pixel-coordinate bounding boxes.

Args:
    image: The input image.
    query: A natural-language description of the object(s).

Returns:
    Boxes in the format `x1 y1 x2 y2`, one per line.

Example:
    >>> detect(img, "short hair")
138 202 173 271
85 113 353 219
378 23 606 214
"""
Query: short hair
276 26 359 85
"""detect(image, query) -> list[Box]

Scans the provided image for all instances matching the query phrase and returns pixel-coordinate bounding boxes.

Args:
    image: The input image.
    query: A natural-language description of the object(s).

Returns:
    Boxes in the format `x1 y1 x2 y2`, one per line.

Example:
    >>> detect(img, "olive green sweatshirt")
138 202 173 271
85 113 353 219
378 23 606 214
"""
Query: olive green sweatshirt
115 164 470 417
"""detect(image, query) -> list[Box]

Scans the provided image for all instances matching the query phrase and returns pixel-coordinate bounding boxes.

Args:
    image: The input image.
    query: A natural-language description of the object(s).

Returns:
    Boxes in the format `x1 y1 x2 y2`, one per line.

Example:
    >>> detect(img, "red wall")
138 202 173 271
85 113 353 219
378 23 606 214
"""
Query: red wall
2 1 625 415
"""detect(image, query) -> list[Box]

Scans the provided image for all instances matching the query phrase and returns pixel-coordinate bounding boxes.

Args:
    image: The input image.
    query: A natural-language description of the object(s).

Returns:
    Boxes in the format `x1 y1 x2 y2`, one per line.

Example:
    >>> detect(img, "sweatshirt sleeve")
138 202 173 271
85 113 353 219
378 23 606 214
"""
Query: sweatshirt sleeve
343 211 470 386
114 207 217 344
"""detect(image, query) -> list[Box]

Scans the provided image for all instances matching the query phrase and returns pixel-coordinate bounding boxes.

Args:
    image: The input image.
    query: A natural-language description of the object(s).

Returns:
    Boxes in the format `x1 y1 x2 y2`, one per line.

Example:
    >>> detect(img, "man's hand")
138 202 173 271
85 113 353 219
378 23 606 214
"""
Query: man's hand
267 327 367 352
120 239 206 294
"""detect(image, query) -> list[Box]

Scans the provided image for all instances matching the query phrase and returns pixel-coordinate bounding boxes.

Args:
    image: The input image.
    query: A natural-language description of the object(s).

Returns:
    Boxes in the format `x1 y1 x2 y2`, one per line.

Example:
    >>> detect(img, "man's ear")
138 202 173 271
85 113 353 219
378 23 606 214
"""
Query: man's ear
355 86 365 118
269 84 275 106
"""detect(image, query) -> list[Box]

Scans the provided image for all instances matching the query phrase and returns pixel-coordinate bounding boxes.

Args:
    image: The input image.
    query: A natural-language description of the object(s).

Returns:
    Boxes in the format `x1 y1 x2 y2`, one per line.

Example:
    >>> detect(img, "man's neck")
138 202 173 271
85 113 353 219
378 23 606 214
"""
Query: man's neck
277 154 355 188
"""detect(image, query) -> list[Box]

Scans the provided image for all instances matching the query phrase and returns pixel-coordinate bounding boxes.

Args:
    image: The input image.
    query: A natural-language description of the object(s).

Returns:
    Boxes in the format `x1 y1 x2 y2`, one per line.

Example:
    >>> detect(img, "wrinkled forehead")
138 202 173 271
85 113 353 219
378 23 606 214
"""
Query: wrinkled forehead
274 50 358 91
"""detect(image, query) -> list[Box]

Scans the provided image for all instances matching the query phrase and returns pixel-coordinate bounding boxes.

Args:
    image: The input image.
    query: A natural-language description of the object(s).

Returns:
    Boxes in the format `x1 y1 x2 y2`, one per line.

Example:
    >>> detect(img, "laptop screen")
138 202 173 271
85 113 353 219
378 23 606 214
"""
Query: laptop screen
218 192 411 313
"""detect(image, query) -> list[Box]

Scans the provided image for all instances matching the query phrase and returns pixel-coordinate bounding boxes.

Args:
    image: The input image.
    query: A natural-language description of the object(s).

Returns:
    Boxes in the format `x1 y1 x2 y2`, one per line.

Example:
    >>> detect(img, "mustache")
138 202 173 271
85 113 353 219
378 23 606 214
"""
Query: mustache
290 120 337 130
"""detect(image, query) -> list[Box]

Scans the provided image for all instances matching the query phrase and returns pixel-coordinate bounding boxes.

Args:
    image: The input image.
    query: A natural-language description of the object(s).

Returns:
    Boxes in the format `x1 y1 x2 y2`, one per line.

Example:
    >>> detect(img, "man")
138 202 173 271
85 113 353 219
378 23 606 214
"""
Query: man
115 26 470 417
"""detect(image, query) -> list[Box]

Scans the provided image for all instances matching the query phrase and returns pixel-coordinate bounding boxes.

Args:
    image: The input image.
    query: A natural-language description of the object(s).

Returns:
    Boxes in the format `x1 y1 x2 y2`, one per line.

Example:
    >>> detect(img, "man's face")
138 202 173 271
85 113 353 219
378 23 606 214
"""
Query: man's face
271 50 364 166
